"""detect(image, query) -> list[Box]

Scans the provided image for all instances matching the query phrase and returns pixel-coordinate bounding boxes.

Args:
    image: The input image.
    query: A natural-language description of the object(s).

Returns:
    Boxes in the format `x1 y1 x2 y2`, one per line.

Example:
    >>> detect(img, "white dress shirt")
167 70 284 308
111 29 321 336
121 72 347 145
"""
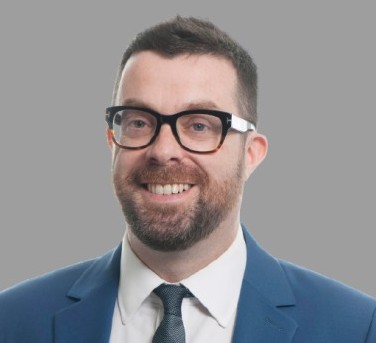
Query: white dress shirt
109 226 246 343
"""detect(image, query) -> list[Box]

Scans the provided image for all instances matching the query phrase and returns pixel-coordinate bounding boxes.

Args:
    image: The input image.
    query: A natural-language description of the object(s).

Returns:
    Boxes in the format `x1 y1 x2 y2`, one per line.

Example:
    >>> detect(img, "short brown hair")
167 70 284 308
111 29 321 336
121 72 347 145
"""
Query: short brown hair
112 16 258 125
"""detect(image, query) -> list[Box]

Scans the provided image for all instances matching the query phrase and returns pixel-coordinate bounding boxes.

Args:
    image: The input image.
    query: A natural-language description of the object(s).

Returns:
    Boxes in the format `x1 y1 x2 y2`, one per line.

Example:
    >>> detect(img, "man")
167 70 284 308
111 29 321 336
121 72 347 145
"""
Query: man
0 16 375 343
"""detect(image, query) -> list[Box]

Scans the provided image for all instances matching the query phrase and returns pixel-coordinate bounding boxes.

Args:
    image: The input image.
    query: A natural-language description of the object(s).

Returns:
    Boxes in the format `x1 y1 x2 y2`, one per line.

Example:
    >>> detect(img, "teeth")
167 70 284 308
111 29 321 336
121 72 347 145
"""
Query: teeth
171 184 179 194
147 183 192 195
163 184 172 195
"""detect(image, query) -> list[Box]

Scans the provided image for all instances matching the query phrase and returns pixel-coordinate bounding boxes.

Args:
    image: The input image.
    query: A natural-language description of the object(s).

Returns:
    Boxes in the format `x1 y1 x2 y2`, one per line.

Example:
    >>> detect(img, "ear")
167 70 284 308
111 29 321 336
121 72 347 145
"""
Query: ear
106 129 114 150
244 132 268 180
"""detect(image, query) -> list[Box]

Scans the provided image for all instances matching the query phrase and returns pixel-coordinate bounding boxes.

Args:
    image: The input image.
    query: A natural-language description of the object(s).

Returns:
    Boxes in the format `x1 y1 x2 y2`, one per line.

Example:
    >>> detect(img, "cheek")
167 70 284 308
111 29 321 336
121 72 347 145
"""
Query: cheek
112 149 140 177
195 150 246 184
217 140 247 175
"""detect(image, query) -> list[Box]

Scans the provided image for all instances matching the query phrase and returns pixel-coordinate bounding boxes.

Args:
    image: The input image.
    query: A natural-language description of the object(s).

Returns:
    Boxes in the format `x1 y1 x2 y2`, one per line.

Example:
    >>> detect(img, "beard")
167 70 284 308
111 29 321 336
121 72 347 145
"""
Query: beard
113 159 244 252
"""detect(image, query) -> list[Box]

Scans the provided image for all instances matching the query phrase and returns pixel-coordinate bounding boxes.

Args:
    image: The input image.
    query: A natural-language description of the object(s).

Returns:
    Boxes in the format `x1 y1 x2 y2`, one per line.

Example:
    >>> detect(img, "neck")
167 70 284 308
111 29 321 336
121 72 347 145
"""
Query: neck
126 212 241 283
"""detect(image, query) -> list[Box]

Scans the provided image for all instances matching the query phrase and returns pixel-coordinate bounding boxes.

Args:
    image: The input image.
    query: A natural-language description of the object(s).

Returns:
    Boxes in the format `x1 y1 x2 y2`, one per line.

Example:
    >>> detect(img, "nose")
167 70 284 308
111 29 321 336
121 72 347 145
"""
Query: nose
145 124 184 164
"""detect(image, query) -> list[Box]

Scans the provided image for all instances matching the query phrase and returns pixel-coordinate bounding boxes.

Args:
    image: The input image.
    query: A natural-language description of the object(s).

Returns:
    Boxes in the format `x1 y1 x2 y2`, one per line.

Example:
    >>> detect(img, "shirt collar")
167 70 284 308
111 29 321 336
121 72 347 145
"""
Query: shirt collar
117 225 246 328
117 234 164 325
181 226 246 327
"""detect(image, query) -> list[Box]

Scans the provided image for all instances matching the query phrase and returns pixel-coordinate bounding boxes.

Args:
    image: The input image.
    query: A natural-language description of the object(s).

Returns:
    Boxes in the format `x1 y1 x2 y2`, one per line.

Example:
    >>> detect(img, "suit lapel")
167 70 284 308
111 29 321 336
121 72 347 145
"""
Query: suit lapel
233 228 298 343
232 281 297 343
54 245 122 343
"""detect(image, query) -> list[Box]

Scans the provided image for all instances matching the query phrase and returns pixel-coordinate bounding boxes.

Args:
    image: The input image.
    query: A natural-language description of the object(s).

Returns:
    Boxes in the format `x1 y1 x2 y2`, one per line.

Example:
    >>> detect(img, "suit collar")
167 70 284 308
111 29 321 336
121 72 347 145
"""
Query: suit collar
241 226 295 307
54 244 122 343
66 244 122 300
232 227 297 343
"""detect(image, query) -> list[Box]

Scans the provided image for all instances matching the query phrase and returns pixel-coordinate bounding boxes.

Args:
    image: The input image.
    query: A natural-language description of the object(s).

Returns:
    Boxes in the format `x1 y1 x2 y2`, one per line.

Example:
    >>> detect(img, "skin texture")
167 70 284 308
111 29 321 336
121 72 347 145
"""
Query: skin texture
107 51 268 282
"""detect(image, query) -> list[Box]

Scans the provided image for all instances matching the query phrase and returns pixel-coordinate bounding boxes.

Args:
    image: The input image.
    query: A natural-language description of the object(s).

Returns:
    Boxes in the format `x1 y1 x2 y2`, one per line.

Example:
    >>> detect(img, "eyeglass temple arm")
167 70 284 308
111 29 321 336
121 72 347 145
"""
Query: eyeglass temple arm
105 112 114 128
231 115 256 133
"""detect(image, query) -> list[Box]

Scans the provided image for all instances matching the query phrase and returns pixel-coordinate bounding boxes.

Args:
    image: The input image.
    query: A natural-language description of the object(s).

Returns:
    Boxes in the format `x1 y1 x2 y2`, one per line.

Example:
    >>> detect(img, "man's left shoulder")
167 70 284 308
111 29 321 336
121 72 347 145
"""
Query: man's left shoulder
279 259 376 326
274 259 376 342
241 226 376 341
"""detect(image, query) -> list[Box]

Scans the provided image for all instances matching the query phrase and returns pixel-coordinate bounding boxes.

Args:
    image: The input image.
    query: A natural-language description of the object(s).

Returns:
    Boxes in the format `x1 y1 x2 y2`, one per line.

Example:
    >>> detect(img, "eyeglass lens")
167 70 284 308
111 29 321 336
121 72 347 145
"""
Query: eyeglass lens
112 108 223 152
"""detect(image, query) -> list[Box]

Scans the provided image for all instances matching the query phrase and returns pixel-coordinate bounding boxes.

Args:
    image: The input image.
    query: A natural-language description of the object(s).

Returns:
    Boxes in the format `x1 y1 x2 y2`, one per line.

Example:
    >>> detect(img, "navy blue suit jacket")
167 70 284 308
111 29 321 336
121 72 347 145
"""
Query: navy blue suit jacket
1 227 375 342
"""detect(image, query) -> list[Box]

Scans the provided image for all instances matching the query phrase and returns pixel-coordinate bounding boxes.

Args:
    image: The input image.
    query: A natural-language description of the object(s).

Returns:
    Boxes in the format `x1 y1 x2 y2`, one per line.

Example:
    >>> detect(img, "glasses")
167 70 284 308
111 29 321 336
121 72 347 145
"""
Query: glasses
105 106 256 154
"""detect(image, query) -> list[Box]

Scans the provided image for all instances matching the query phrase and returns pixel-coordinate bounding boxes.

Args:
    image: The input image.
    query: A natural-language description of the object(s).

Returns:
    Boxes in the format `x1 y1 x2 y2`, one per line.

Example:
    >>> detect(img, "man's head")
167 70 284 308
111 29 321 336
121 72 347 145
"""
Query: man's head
112 16 258 125
107 17 267 253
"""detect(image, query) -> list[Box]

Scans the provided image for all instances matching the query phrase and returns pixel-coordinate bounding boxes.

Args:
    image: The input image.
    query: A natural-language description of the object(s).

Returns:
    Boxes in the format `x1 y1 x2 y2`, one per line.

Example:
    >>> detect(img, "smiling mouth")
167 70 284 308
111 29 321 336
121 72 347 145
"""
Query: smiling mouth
145 183 192 195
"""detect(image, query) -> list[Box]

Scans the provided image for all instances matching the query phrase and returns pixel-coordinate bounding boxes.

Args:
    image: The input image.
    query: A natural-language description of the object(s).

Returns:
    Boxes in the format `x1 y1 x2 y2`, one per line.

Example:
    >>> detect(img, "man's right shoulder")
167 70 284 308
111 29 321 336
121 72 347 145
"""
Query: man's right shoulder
0 245 121 343
0 257 97 325
2 257 95 296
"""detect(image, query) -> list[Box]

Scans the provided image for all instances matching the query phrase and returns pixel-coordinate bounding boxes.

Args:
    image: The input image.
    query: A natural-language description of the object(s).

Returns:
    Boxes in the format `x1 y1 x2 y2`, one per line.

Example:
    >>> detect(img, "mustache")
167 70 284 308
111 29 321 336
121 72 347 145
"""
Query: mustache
127 163 207 185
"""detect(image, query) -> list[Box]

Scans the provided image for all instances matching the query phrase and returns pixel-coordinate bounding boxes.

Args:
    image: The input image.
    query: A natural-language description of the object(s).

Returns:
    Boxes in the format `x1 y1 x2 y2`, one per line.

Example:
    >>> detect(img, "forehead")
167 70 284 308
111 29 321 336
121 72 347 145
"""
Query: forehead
116 51 239 113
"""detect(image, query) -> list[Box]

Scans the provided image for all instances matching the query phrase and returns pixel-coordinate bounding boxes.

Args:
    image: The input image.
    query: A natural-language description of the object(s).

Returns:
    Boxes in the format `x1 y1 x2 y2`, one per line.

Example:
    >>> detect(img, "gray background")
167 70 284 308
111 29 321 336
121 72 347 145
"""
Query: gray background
1 1 375 296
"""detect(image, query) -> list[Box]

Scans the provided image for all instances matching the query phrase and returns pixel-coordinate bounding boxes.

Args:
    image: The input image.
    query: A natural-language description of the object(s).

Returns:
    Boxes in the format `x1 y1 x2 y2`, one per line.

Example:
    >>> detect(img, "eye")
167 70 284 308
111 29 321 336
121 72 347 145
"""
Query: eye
116 110 156 138
185 117 212 133
122 112 154 131
192 122 208 132
130 119 147 128
178 114 222 138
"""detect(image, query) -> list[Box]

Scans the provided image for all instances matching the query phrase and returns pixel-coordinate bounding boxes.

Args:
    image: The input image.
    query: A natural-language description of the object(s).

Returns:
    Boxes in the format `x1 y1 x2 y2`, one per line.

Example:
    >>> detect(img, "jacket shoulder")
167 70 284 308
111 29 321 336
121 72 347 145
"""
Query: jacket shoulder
279 258 376 304
0 245 121 343
0 257 96 303
279 259 376 340
0 257 97 340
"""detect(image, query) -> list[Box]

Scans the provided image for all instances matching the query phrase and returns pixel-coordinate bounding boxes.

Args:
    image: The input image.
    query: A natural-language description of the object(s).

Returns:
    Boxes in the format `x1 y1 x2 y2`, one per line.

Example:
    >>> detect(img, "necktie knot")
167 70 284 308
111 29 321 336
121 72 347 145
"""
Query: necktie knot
154 284 192 316
152 284 193 343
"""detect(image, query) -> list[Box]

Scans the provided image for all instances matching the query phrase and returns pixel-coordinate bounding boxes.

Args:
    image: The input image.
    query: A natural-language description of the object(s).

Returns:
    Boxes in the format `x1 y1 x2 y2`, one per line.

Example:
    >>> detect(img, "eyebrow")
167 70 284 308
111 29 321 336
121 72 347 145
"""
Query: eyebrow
120 98 223 113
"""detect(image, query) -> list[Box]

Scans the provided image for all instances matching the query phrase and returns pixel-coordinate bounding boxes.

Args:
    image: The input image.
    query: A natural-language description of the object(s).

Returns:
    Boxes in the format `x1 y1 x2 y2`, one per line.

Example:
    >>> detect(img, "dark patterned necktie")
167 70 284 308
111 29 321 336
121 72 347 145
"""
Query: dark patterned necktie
152 284 193 343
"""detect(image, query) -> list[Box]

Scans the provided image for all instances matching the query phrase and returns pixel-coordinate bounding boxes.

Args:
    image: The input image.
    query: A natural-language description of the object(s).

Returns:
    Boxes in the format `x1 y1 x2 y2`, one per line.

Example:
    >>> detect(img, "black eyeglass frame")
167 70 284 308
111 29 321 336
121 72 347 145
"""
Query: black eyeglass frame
105 106 256 154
